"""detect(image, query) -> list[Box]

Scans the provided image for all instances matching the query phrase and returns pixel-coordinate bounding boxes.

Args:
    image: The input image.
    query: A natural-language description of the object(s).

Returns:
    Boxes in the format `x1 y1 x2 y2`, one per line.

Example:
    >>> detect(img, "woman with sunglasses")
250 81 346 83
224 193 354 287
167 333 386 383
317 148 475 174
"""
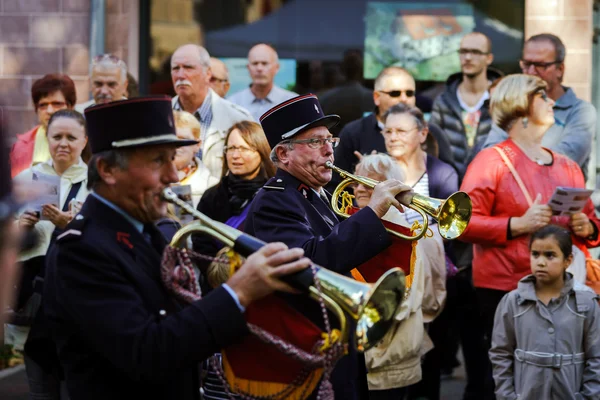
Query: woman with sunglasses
459 74 600 399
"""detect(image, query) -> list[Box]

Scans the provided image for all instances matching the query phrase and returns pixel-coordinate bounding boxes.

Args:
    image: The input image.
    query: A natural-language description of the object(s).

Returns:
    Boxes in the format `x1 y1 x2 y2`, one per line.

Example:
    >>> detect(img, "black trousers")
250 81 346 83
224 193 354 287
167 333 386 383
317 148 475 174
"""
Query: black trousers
475 287 508 400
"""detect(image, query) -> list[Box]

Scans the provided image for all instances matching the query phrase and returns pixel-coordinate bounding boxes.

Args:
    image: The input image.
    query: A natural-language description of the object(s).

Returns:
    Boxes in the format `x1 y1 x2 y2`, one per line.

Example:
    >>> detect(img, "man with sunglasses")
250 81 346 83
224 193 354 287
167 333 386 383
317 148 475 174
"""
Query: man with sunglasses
244 94 412 400
330 66 455 194
430 32 502 179
208 57 231 98
484 33 596 180
75 54 129 113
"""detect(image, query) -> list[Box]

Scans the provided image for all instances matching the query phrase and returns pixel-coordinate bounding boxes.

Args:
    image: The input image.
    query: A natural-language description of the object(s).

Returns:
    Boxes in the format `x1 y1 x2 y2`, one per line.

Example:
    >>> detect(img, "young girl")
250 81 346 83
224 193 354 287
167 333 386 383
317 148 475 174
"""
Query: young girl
489 225 600 399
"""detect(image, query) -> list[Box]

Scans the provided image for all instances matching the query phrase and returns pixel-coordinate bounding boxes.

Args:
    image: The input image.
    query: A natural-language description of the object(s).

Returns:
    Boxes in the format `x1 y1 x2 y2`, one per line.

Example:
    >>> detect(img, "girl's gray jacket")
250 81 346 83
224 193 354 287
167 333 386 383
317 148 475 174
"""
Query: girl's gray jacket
489 273 600 400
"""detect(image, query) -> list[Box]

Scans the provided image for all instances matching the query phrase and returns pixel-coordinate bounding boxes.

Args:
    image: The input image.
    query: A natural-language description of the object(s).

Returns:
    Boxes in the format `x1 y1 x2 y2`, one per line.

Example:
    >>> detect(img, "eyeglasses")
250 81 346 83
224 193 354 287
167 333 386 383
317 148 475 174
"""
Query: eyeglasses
210 77 228 83
283 137 340 149
458 49 490 57
520 59 561 72
378 90 415 98
382 127 419 137
224 145 257 155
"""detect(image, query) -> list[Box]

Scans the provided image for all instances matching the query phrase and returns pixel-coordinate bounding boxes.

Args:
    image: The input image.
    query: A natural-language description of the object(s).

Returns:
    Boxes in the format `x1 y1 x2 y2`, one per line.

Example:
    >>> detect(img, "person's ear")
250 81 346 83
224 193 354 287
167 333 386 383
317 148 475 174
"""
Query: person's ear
96 157 120 186
557 62 565 81
419 126 429 144
373 91 381 107
564 253 574 269
486 53 494 67
275 145 290 165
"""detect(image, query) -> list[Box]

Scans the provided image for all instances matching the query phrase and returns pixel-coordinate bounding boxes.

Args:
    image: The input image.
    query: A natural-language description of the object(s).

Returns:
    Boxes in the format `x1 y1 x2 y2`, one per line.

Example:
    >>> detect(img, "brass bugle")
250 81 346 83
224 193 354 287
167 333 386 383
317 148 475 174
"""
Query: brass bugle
325 161 472 240
161 187 406 352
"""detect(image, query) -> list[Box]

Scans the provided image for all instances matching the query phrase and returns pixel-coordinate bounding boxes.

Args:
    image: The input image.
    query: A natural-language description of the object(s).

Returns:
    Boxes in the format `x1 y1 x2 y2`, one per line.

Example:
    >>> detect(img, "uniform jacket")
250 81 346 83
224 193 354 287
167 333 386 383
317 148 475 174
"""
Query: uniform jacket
10 125 40 178
43 194 249 400
244 168 392 399
459 139 600 292
490 274 600 400
172 89 253 179
429 70 503 177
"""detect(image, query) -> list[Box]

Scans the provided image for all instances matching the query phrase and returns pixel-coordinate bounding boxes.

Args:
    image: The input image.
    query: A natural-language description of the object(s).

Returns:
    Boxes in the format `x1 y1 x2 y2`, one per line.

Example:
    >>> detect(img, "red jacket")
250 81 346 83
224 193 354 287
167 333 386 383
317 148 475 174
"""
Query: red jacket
460 139 600 292
10 125 40 178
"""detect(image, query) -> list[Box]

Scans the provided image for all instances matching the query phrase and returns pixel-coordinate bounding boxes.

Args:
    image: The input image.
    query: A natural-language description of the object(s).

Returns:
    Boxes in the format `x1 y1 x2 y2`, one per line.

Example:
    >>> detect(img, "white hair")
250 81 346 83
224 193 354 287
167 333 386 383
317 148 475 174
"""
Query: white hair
355 153 405 181
91 55 128 83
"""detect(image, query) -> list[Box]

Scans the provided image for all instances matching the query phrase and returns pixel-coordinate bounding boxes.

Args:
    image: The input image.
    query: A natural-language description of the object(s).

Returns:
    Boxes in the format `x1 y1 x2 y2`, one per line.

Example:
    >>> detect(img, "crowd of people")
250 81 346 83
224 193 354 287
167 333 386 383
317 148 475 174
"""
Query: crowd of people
0 29 599 400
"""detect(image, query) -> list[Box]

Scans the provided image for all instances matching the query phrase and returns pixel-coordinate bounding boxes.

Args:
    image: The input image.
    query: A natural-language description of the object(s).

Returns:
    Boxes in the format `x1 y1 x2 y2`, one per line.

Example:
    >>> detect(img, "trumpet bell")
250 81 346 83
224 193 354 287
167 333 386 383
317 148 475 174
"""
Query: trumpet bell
411 191 472 240
316 267 405 352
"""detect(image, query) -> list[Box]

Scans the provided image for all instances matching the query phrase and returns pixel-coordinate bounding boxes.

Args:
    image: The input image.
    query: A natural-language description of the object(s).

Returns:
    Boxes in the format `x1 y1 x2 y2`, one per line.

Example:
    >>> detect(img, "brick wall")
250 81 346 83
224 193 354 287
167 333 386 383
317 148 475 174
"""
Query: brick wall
525 0 593 101
0 0 90 141
105 0 130 66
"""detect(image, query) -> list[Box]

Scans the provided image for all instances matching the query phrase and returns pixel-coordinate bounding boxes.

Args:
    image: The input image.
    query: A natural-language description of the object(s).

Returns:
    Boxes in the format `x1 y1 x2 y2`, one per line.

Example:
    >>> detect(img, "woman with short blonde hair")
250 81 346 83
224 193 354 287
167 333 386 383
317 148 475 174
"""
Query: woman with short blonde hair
173 110 201 140
459 74 600 398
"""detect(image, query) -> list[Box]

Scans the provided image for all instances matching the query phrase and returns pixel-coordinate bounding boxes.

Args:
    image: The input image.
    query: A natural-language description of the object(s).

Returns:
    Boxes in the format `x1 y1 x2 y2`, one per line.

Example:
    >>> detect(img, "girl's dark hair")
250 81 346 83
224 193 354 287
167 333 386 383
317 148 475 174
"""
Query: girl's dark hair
47 109 91 163
529 225 572 258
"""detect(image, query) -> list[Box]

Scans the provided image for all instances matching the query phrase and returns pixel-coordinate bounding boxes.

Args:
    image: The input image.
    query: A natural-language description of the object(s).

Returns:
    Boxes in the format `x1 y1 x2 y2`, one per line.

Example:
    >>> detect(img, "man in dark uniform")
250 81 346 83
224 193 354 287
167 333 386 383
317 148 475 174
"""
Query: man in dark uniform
244 94 412 399
42 96 311 400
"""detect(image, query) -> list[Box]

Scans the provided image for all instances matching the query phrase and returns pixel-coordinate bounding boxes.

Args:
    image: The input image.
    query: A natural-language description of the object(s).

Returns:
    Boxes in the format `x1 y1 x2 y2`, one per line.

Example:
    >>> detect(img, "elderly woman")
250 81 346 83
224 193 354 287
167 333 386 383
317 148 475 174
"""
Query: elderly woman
382 103 458 225
459 74 600 397
349 153 446 400
10 74 77 178
173 110 219 207
13 109 90 399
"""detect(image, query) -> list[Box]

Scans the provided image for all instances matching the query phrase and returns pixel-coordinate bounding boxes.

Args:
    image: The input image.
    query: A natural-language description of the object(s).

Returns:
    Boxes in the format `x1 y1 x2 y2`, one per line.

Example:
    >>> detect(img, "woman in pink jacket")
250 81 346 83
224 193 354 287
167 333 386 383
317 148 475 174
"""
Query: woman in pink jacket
459 74 600 398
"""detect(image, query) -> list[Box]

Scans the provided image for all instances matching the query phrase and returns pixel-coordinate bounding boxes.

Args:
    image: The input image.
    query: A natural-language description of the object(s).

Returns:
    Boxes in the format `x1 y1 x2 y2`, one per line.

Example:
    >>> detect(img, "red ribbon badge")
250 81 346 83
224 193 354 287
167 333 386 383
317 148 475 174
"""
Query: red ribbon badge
117 232 133 249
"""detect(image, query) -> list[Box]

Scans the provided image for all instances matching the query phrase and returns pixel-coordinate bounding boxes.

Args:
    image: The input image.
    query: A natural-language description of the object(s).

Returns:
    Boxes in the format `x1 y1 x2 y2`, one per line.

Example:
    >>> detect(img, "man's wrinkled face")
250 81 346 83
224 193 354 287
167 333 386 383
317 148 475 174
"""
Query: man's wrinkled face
92 66 127 104
276 126 335 190
110 145 179 223
171 47 211 100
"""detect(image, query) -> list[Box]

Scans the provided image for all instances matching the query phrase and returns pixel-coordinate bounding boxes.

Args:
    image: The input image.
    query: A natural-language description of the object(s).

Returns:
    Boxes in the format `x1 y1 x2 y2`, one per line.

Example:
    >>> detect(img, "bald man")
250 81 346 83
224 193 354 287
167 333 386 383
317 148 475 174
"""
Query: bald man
430 32 502 177
170 44 252 178
228 43 298 120
209 57 230 98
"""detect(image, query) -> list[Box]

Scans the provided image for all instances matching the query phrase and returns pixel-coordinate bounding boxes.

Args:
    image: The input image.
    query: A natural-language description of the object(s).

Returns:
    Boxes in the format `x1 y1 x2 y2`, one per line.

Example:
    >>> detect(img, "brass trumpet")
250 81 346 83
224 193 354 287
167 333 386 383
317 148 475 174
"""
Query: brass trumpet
325 161 472 240
162 187 406 352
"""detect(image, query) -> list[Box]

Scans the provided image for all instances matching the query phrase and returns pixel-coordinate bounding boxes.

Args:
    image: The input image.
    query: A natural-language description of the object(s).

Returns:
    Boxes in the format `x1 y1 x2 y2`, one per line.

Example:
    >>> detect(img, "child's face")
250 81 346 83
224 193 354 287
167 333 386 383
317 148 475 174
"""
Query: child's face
530 236 572 285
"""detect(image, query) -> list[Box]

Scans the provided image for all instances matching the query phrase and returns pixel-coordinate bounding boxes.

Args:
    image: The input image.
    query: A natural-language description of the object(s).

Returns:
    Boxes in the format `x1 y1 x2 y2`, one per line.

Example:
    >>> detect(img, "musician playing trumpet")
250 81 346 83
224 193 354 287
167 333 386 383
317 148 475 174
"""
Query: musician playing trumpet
42 97 311 400
244 94 413 399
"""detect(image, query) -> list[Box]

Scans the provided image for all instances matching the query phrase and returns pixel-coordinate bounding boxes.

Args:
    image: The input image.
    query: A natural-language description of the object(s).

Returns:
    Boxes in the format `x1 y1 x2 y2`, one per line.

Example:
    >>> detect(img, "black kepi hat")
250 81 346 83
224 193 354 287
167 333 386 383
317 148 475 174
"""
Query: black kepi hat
259 94 340 149
84 95 198 154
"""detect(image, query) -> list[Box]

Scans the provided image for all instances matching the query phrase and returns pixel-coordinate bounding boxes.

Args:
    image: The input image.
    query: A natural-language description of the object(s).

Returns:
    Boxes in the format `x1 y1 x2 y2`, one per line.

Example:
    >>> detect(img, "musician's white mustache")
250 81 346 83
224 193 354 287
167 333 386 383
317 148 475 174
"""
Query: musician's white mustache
175 79 193 87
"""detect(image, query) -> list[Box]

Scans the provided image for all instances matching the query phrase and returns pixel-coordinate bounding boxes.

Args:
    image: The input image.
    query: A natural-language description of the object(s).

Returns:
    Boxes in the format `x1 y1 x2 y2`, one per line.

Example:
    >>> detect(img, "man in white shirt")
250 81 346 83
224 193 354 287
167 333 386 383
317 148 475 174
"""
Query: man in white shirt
228 43 298 120
171 44 252 178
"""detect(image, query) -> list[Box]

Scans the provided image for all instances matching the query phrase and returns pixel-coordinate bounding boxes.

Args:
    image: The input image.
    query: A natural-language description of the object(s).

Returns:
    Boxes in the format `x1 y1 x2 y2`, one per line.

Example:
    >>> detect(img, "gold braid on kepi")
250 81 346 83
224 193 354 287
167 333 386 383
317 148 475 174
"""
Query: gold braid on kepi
159 188 406 400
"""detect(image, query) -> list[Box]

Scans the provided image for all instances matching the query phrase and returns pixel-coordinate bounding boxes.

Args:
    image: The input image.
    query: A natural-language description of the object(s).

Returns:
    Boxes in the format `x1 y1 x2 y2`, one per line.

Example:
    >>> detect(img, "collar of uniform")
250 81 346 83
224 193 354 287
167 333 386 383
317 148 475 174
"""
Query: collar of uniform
90 192 144 233
274 169 320 201
554 86 577 110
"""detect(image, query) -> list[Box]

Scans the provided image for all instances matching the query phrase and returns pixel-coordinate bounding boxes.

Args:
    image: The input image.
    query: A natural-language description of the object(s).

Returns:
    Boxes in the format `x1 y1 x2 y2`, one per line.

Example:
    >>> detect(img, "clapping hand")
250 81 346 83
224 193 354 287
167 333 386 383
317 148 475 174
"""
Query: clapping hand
42 204 73 229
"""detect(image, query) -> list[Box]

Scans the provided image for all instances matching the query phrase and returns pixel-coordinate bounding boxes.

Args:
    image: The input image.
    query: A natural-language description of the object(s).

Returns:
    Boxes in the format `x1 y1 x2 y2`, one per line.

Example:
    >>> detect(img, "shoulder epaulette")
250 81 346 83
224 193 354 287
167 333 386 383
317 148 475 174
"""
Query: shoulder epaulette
263 177 285 191
56 214 86 242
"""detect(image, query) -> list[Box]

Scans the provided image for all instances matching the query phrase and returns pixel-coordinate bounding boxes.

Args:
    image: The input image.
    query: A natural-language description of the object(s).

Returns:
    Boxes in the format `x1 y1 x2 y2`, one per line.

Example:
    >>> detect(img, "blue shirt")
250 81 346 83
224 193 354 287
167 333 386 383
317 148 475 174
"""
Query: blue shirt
90 192 245 312
227 85 297 121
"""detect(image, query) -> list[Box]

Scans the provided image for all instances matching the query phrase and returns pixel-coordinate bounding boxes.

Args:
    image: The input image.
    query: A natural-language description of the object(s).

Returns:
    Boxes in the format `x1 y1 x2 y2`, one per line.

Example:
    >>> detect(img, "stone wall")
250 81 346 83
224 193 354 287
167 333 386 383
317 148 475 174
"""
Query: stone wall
525 0 593 101
0 0 90 140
